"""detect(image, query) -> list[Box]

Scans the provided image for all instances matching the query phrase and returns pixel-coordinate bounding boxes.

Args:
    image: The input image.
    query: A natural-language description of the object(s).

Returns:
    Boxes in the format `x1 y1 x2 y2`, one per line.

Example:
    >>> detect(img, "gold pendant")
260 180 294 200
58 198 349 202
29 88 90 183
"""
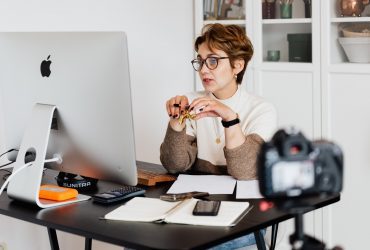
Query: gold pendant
215 138 221 144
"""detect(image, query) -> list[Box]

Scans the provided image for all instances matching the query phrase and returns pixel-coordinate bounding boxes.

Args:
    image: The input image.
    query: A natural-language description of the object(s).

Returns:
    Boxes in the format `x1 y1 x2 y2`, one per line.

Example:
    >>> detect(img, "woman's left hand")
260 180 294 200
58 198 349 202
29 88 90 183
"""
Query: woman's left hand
189 97 237 122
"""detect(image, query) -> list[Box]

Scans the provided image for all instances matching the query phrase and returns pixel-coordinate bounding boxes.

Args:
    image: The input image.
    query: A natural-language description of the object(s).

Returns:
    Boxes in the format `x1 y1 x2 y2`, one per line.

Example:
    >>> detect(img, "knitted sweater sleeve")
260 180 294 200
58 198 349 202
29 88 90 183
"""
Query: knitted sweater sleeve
223 133 264 180
160 123 197 174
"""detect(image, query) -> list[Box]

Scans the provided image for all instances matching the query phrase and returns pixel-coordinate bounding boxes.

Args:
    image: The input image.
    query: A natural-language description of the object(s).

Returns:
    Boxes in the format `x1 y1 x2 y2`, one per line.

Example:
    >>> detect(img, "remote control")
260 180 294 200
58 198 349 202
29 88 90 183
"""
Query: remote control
92 186 145 204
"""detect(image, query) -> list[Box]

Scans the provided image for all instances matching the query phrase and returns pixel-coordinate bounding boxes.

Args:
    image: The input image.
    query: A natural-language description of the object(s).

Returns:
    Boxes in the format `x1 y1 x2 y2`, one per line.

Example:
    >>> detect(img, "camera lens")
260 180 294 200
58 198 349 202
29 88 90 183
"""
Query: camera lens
284 140 309 159
289 144 302 155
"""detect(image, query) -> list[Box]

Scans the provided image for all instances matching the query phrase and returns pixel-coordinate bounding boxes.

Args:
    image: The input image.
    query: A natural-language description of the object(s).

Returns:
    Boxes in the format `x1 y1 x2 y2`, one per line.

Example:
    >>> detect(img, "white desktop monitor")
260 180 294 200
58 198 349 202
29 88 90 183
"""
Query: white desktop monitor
0 32 138 206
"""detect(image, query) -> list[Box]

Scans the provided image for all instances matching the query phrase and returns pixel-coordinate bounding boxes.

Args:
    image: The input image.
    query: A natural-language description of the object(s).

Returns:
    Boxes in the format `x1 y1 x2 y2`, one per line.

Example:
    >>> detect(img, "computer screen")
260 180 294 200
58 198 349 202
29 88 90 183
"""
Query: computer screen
0 32 137 194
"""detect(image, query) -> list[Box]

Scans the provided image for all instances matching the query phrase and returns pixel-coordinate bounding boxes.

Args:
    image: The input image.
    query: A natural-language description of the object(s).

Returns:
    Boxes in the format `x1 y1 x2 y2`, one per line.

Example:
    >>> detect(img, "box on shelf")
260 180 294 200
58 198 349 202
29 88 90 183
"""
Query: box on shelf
338 37 370 63
287 33 312 62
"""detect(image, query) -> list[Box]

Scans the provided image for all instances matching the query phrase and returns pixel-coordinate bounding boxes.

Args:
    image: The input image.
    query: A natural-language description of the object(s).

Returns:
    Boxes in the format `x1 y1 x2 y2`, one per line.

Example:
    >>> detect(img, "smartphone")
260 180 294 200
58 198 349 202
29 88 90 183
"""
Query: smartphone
192 200 221 216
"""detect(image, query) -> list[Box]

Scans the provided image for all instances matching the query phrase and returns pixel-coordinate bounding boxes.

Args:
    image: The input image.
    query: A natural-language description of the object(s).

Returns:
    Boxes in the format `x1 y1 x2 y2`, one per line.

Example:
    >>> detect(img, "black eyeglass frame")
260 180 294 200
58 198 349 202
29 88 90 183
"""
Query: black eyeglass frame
191 56 230 71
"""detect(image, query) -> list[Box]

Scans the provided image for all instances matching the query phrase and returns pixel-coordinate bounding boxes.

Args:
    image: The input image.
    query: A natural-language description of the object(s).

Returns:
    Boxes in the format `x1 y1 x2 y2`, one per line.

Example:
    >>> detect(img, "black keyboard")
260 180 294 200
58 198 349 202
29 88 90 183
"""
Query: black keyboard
92 186 145 204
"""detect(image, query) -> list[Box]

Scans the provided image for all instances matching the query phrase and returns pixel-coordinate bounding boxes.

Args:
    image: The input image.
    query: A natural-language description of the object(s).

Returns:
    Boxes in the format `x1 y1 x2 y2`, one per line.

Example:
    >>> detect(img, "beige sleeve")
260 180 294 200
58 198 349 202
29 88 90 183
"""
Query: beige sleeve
223 133 264 180
160 123 197 174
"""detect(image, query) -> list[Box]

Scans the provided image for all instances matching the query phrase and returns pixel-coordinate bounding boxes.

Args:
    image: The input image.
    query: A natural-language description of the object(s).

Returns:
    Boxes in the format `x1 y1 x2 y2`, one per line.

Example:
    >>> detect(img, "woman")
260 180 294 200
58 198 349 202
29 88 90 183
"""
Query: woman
160 24 277 248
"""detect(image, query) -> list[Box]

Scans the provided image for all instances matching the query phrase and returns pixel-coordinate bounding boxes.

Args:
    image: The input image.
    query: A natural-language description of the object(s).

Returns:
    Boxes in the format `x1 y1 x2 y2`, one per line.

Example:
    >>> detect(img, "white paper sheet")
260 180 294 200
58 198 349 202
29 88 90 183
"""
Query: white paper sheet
236 180 263 199
167 174 236 194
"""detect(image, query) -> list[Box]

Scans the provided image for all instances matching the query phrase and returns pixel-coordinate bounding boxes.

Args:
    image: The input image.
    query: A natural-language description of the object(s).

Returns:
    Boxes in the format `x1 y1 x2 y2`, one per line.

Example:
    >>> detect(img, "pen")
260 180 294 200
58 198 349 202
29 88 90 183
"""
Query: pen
160 191 209 202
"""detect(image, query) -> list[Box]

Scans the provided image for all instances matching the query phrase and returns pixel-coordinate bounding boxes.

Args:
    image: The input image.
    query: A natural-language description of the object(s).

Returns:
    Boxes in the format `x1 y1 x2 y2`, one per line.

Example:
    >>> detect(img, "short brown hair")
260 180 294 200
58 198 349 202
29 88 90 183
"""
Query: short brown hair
194 24 254 84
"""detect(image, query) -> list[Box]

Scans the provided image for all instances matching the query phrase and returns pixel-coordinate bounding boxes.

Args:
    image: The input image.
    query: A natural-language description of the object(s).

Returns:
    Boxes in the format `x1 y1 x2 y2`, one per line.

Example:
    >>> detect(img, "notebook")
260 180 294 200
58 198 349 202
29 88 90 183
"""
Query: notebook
103 197 251 227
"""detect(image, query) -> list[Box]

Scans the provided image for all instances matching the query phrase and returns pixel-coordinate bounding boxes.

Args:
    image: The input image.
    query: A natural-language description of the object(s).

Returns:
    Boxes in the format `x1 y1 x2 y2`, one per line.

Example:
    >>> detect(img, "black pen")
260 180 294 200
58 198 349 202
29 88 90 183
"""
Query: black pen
160 191 209 202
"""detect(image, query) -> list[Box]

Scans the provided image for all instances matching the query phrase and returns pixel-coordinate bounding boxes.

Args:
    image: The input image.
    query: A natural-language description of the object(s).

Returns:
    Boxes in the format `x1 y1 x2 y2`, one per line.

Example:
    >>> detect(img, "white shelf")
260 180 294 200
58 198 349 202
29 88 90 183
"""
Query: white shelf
203 20 245 25
262 18 312 24
329 15 370 64
258 62 314 72
329 63 370 73
331 17 370 23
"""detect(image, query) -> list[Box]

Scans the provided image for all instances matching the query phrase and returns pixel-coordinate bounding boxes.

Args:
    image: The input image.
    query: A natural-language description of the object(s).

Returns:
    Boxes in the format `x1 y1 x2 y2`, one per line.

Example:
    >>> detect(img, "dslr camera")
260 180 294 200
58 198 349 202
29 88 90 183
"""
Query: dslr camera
258 128 343 199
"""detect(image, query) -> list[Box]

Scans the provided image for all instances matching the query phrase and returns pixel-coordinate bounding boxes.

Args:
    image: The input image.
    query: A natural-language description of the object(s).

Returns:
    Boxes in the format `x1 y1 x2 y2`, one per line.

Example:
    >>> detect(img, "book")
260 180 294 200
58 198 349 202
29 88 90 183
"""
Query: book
103 197 251 227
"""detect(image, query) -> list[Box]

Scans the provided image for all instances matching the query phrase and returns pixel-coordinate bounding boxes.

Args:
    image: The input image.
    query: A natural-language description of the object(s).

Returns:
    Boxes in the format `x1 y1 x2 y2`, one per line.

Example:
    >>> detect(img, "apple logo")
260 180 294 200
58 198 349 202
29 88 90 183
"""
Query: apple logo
40 55 52 77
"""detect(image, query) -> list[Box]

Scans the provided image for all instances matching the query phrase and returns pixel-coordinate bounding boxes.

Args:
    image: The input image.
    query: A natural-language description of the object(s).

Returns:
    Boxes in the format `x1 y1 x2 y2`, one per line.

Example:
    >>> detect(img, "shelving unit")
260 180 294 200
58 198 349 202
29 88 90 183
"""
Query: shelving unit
262 23 312 62
202 0 246 21
194 0 317 88
194 0 321 133
194 1 370 249
260 0 314 64
197 1 370 66
328 0 370 64
193 0 251 91
194 2 320 249
195 1 370 249
320 2 370 249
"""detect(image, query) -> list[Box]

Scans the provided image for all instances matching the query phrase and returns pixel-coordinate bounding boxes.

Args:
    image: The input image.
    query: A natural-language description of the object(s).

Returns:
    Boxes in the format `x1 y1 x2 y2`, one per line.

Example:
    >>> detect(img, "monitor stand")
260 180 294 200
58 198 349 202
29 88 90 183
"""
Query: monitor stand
7 103 90 208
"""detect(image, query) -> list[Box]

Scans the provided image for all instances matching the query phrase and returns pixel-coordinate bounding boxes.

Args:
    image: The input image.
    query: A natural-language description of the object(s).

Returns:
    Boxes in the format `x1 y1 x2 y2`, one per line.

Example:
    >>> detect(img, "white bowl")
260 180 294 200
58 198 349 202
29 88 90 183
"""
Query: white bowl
342 23 370 37
338 37 370 63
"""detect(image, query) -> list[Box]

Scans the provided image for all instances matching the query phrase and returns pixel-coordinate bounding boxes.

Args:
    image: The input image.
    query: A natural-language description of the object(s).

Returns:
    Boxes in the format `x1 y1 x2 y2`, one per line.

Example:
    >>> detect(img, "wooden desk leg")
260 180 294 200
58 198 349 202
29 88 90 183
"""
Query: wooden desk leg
47 228 59 250
85 238 92 250
254 230 266 250
270 223 279 250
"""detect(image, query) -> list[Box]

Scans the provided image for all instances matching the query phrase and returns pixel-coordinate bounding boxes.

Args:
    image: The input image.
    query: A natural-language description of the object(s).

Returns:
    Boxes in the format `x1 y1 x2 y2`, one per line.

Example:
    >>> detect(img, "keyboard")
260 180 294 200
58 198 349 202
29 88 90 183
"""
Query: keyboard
92 186 145 204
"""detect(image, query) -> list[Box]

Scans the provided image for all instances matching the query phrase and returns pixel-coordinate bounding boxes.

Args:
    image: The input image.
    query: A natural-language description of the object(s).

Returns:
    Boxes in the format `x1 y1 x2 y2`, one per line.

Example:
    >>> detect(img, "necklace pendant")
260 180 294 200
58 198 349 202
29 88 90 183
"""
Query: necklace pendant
215 138 221 144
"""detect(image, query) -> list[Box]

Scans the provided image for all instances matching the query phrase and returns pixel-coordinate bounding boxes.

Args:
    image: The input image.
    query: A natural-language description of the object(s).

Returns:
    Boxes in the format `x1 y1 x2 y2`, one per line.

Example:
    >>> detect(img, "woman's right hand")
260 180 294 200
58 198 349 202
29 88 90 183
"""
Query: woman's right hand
166 95 189 132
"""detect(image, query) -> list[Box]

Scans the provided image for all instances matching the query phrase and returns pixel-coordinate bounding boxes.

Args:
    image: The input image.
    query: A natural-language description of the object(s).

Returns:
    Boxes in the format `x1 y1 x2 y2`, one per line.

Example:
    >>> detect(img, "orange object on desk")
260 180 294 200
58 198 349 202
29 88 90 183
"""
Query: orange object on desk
39 184 78 201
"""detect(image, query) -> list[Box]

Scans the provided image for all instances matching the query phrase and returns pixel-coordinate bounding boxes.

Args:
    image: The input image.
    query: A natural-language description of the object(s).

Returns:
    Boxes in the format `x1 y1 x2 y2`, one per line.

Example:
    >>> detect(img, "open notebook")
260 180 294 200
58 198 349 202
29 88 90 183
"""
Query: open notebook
103 197 251 227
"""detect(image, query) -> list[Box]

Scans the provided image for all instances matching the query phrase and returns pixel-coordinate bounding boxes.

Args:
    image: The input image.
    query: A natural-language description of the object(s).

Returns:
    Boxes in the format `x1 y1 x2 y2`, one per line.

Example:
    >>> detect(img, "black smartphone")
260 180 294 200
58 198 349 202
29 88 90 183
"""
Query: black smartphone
192 200 221 216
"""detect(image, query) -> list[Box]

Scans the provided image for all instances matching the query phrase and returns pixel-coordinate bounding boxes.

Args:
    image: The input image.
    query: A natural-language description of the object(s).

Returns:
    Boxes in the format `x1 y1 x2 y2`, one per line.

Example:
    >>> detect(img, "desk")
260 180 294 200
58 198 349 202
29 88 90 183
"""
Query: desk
0 162 340 250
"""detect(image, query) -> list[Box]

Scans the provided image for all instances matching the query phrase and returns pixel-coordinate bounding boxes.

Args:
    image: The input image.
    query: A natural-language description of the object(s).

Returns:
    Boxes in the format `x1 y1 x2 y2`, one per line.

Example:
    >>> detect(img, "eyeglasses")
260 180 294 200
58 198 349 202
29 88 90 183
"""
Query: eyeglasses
191 56 229 71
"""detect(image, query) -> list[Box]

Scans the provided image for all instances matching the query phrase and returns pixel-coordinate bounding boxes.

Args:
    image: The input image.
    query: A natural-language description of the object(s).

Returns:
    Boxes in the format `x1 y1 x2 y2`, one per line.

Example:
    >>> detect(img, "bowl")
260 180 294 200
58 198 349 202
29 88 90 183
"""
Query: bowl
342 23 370 37
338 37 370 63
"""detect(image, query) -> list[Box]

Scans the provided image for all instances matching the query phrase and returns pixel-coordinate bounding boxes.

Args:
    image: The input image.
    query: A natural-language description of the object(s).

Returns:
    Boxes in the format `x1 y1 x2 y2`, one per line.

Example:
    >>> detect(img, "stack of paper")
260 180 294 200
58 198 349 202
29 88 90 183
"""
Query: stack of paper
165 174 264 199
236 180 263 199
166 174 236 194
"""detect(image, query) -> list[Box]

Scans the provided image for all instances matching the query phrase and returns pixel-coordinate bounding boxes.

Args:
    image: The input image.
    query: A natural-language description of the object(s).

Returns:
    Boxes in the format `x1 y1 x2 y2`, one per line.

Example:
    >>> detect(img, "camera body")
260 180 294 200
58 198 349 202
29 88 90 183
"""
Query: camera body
258 128 343 199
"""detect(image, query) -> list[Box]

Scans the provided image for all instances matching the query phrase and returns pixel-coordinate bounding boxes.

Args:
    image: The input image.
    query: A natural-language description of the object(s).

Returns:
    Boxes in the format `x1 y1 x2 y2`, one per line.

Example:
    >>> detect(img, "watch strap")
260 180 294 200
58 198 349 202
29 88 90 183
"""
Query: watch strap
221 113 240 128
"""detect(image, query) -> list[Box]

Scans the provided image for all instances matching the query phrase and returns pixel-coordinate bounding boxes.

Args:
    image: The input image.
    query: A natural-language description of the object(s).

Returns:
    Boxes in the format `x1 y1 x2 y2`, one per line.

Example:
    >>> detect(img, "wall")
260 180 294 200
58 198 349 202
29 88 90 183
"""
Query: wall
0 0 194 249
323 73 370 249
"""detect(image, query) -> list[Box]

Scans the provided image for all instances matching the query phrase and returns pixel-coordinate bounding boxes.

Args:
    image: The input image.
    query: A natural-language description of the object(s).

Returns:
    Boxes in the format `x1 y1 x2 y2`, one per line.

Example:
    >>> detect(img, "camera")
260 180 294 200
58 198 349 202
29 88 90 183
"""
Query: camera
258 128 343 199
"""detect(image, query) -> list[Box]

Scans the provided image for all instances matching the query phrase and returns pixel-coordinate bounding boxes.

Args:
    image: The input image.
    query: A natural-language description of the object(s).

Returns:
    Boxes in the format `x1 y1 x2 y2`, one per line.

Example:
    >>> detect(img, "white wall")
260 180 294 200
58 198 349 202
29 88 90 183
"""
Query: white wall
0 0 194 249
323 73 370 249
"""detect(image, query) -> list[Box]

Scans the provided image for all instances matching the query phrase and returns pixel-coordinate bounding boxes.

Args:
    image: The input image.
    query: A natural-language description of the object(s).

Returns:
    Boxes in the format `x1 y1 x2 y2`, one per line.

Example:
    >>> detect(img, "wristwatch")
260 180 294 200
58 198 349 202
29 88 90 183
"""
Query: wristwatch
221 113 240 128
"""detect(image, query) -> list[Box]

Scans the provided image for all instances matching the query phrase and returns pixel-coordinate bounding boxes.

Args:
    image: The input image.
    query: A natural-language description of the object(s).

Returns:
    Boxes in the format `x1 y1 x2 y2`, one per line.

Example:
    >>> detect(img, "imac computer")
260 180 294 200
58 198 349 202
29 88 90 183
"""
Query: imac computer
0 32 137 208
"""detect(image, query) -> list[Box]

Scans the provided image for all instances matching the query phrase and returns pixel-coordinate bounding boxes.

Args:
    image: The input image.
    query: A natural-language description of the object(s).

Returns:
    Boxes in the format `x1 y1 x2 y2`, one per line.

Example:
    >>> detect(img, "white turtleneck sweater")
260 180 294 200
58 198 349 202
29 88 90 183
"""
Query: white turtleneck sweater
160 87 277 180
